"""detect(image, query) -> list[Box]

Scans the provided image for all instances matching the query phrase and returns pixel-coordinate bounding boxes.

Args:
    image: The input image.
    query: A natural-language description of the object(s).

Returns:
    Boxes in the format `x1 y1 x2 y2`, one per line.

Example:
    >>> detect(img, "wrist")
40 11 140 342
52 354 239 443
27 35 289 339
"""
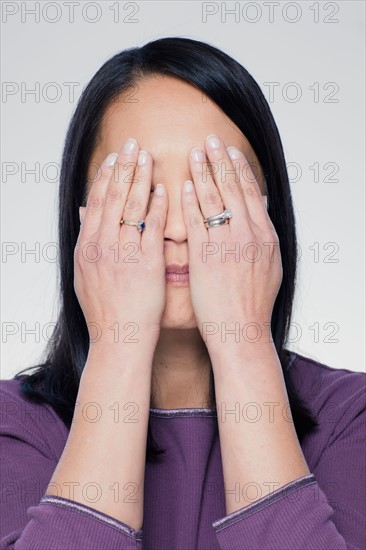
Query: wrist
86 331 158 372
86 319 160 348
208 338 277 374
203 318 273 357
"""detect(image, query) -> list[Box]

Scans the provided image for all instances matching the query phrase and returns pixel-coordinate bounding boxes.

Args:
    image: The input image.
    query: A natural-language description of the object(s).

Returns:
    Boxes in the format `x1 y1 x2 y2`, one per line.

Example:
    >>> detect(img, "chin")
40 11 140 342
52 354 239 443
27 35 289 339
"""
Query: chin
160 294 198 329
160 317 198 329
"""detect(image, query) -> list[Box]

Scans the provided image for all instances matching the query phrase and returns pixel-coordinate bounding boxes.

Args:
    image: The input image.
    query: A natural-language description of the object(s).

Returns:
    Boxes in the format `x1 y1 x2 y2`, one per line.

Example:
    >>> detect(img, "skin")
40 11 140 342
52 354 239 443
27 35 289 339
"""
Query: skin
87 74 267 409
48 74 309 526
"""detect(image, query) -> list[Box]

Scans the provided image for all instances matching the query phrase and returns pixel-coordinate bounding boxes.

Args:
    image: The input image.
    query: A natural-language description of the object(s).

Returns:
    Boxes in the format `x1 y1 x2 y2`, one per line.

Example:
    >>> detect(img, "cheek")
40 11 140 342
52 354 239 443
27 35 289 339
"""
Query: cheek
165 287 193 313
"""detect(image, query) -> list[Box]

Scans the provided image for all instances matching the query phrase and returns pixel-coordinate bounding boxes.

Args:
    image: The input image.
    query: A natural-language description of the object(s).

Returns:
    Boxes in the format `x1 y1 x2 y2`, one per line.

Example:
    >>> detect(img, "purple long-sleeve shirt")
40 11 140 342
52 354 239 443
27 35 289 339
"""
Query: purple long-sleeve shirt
1 351 365 549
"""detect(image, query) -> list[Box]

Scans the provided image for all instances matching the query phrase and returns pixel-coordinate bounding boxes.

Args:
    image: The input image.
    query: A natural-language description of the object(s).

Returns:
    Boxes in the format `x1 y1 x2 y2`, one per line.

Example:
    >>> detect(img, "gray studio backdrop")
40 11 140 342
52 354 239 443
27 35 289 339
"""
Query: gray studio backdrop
1 1 365 378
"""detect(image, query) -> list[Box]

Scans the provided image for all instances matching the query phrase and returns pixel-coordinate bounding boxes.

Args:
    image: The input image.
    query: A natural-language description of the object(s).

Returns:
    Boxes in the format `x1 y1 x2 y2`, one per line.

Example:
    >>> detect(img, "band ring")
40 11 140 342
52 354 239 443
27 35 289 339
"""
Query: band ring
203 208 232 229
120 219 146 232
119 208 233 232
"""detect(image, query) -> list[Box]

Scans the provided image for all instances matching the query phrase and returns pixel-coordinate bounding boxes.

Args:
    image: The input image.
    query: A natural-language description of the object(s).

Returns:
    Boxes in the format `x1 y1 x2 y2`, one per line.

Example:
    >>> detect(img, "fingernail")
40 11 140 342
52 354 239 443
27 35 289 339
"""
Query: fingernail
184 180 193 192
79 206 84 224
206 135 221 149
104 153 118 168
122 138 138 154
138 150 148 165
227 146 242 160
155 183 165 196
190 147 205 162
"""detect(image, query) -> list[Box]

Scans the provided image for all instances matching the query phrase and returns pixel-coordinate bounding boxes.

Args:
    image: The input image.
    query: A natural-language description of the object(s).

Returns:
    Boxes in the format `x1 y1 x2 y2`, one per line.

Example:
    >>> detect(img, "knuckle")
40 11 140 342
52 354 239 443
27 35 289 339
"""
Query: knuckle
222 178 240 195
106 186 123 202
124 195 142 212
203 190 222 207
146 214 161 230
87 194 104 210
244 184 260 199
189 214 202 228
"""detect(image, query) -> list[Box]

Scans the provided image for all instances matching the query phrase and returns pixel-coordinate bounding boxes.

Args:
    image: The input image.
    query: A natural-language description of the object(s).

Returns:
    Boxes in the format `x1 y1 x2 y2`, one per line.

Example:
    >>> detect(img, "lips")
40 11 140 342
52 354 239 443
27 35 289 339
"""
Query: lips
165 264 189 274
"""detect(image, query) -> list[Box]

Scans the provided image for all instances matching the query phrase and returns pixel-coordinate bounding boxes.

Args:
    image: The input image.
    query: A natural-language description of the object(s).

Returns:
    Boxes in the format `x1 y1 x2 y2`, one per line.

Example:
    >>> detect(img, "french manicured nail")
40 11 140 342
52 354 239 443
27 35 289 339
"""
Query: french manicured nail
184 180 193 192
104 153 118 168
190 147 205 162
206 135 221 149
138 150 148 165
122 138 138 154
227 146 242 160
155 183 165 196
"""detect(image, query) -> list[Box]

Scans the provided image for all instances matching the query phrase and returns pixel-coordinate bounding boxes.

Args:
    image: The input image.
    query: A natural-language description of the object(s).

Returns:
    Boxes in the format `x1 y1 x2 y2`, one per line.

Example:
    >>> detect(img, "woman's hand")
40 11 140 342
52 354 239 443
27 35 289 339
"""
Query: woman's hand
76 138 168 346
182 134 283 351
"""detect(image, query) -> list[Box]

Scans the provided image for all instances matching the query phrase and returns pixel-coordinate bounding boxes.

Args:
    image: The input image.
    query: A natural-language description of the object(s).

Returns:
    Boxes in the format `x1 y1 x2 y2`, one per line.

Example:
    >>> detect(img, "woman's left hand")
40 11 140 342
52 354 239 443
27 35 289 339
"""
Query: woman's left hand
182 134 283 352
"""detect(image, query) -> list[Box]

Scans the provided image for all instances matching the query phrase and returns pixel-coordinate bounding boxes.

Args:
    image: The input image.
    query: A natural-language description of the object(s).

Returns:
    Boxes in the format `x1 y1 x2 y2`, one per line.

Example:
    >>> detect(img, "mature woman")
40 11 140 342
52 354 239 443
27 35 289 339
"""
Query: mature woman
1 37 365 550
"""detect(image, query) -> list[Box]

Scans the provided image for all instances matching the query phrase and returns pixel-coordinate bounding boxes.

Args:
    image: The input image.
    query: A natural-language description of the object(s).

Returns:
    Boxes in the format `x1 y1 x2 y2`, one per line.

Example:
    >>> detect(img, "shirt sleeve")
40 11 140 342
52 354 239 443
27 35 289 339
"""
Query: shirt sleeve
0 383 143 550
212 371 366 550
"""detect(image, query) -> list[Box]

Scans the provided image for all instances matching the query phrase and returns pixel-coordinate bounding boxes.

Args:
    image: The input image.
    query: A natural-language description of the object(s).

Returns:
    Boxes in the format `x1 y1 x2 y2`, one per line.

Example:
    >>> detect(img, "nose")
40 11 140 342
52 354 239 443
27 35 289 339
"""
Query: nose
163 184 188 243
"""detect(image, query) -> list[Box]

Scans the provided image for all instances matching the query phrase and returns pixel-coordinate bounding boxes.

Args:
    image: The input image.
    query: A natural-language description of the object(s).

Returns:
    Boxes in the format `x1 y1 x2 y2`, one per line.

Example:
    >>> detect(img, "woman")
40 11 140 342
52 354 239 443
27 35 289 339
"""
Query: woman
1 37 364 550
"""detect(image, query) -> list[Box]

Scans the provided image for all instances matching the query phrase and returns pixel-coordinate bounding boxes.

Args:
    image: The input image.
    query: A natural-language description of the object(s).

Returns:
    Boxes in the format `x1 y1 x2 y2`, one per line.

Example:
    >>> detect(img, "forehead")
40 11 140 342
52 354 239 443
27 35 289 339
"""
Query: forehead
89 75 264 186
100 75 245 147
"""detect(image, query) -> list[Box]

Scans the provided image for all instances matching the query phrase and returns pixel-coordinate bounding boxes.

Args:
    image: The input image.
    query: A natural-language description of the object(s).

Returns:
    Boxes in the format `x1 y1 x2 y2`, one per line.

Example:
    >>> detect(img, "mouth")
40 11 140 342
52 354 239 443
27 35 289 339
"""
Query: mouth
165 264 189 275
165 264 190 285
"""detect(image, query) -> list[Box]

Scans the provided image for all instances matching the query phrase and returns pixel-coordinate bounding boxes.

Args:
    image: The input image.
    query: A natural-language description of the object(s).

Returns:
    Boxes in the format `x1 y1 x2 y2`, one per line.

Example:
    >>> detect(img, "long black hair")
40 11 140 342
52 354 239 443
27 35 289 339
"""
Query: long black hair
14 36 318 462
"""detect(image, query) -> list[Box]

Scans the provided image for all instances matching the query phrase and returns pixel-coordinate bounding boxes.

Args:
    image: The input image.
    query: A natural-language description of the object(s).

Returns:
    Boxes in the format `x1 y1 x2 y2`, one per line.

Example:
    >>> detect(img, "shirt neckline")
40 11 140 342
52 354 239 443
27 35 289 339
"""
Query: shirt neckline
149 407 217 418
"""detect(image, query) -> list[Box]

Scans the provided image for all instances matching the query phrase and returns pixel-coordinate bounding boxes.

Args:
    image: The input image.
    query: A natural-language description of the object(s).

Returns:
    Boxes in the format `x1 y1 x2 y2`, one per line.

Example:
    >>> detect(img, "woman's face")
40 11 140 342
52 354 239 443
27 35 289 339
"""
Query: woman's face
87 75 265 329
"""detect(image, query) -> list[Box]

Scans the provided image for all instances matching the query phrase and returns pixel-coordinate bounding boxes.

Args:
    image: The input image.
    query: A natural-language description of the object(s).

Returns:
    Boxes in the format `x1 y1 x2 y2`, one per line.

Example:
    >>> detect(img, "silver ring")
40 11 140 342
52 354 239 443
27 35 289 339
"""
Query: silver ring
203 208 232 229
120 219 146 232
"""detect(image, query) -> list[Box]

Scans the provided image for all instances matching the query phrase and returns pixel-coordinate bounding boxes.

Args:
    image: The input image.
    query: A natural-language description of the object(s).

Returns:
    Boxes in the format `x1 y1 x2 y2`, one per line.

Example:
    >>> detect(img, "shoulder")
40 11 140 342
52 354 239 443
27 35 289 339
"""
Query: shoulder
0 375 47 418
1 375 32 401
285 351 366 469
287 350 366 434
287 351 365 412
0 375 68 459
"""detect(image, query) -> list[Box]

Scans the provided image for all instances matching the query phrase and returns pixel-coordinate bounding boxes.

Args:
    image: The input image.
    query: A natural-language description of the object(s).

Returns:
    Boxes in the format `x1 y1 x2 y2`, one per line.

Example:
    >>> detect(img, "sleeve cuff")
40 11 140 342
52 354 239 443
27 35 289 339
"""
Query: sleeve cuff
40 495 143 541
212 473 316 531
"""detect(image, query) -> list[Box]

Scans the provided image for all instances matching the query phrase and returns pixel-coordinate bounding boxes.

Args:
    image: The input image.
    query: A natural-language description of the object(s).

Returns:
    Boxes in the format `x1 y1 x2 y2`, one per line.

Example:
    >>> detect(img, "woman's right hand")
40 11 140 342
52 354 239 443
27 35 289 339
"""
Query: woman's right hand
75 138 168 348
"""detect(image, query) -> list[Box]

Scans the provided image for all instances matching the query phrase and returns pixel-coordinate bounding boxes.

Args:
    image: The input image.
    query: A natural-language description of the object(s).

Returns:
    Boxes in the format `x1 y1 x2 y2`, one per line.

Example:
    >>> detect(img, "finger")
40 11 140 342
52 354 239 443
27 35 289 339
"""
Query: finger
81 152 119 239
100 138 140 242
119 149 153 246
141 183 168 257
188 147 232 245
203 135 251 234
226 146 271 228
181 179 207 257
188 147 225 222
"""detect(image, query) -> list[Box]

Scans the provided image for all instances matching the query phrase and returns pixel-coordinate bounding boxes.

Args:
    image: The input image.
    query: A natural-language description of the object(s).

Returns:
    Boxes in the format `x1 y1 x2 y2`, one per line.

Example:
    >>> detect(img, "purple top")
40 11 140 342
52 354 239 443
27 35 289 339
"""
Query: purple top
1 351 365 549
